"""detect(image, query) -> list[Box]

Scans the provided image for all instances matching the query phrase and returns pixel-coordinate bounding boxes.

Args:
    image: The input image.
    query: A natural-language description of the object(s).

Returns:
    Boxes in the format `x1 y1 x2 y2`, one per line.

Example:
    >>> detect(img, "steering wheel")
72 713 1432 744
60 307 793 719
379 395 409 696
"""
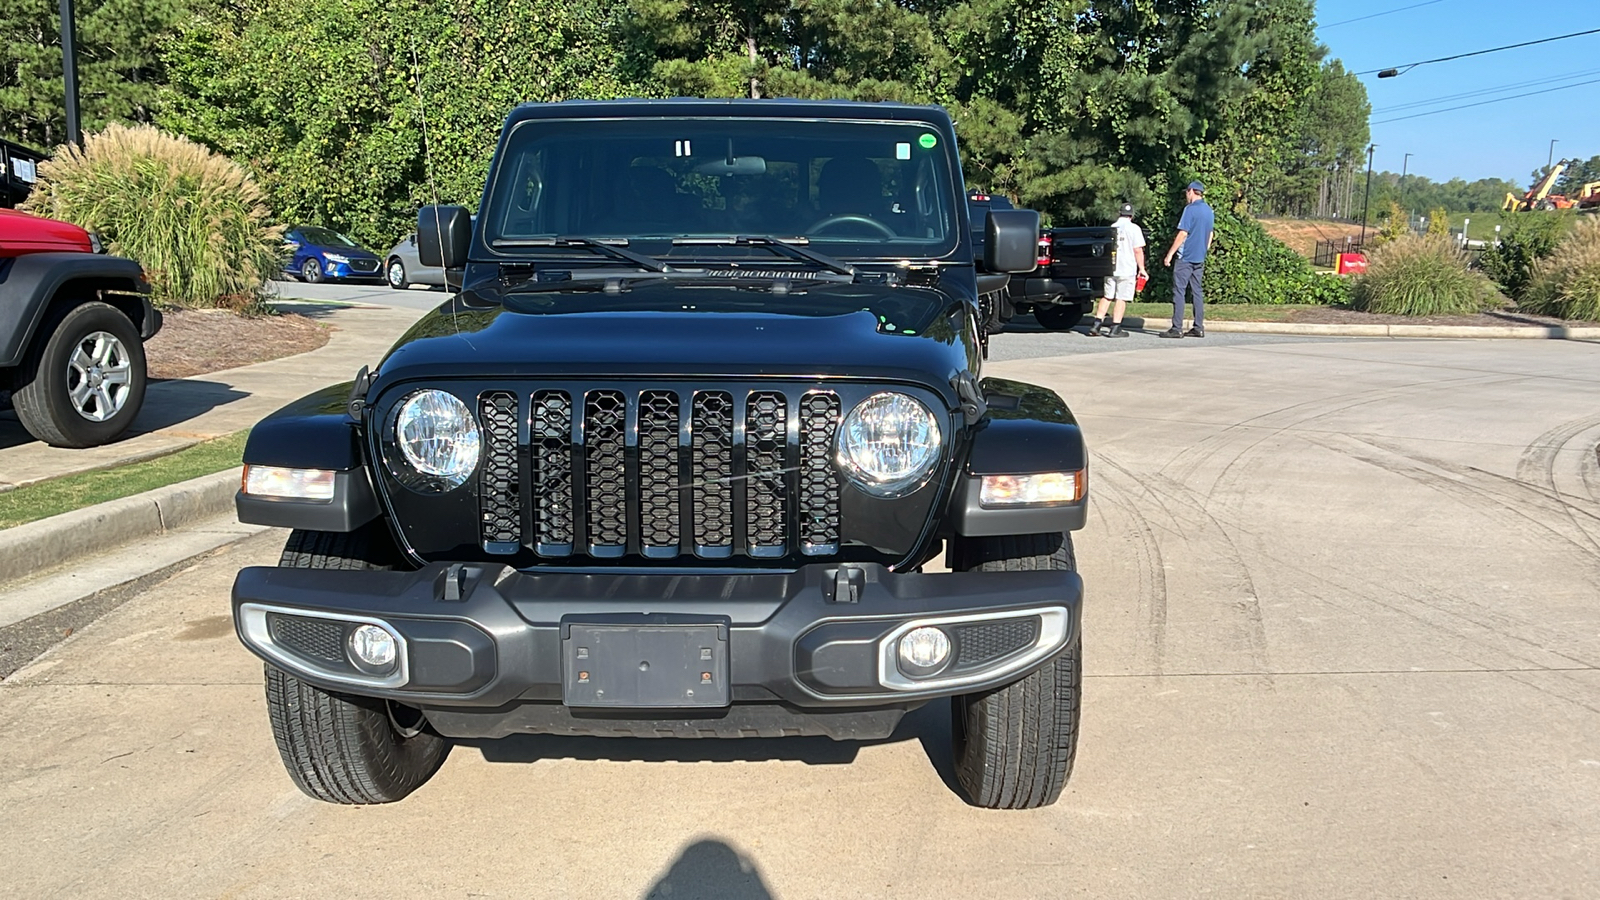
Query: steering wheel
806 215 897 238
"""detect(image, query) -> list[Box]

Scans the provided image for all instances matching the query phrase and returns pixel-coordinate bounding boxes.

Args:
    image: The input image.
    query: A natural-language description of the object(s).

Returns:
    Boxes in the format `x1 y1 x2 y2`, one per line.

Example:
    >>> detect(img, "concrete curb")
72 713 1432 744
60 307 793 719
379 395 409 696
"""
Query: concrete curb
1114 316 1600 339
0 467 241 587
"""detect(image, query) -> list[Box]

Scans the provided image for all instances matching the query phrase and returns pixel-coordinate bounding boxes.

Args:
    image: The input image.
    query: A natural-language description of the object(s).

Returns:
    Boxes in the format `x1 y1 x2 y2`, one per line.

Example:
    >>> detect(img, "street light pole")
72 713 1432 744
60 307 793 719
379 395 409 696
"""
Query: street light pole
59 0 82 148
1361 143 1376 244
1401 152 1413 224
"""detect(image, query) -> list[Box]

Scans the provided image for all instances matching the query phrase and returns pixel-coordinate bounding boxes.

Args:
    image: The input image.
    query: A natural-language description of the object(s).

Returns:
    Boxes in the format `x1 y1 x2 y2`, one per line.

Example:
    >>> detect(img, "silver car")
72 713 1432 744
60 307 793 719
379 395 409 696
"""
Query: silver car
383 232 447 290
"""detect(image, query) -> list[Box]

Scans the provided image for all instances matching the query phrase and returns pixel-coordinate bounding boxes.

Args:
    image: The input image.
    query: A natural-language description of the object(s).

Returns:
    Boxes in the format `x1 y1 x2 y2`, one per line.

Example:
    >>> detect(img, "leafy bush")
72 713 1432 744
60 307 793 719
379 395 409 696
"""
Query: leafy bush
1479 213 1572 300
1371 200 1410 246
1352 235 1497 316
1521 217 1600 321
1145 207 1351 305
23 124 284 310
1426 207 1450 236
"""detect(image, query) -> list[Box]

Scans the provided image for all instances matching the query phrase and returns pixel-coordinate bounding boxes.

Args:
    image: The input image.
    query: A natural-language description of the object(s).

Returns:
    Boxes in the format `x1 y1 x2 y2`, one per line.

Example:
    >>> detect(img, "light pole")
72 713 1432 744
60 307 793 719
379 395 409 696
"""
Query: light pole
1361 144 1377 244
1401 152 1413 224
1548 139 1559 172
59 0 82 148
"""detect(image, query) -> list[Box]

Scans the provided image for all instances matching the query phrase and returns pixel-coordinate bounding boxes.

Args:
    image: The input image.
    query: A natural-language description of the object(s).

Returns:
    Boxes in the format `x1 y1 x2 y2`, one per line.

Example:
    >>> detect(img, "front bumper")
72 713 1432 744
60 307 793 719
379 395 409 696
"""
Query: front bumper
324 259 384 281
232 561 1081 731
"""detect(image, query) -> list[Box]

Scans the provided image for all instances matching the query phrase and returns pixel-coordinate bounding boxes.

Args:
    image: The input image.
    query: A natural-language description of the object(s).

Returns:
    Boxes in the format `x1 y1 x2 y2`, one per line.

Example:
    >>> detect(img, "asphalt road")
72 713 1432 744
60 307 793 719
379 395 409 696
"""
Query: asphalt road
3 336 1598 898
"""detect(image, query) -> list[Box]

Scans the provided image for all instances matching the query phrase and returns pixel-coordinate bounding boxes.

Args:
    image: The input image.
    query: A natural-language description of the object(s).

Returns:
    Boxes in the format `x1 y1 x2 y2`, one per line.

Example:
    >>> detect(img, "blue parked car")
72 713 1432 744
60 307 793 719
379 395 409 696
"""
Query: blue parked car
283 226 383 283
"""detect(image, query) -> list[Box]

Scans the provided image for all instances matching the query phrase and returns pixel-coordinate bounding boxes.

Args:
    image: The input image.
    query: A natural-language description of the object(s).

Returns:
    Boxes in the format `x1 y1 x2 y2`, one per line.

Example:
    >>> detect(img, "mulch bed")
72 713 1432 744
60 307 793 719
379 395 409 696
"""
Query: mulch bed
1280 307 1592 328
144 309 330 380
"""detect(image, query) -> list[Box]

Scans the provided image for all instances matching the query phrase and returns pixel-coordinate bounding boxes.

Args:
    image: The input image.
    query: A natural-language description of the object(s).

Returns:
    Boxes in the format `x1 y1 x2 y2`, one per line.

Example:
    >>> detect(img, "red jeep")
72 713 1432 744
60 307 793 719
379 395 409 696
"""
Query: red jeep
0 209 160 447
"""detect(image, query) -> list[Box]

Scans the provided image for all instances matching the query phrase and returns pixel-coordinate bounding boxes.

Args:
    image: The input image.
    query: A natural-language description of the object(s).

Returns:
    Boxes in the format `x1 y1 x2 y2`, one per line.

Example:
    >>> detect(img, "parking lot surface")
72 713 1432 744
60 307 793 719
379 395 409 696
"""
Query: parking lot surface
3 336 1597 898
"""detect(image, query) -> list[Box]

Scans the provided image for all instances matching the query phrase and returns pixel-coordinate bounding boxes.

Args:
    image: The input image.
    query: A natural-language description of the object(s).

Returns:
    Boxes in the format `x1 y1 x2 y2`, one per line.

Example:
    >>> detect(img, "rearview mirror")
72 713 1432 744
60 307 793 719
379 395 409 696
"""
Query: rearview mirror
984 209 1041 274
418 205 472 268
694 156 767 176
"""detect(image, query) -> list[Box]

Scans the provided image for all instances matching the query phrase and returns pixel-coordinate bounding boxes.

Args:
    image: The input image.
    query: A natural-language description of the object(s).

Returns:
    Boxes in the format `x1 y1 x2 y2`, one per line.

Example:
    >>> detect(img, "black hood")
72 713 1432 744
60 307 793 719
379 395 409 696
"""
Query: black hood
374 278 974 389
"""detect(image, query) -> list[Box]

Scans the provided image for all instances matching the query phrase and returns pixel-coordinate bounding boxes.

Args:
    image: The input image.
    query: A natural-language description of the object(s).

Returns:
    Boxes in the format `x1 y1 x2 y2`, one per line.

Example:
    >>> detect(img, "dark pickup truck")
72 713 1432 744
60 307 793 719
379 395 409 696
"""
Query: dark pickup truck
970 192 1116 334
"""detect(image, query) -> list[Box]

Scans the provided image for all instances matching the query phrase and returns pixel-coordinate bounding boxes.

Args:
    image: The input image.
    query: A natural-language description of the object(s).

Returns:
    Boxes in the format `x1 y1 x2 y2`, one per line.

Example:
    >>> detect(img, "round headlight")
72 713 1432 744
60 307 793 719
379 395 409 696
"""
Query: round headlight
836 392 941 496
393 389 480 489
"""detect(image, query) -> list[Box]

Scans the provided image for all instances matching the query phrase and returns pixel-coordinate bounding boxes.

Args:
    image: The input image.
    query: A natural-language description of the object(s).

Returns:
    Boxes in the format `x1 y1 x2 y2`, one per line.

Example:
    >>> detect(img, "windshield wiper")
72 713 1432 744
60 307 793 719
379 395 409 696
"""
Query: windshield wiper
672 235 856 277
491 236 672 273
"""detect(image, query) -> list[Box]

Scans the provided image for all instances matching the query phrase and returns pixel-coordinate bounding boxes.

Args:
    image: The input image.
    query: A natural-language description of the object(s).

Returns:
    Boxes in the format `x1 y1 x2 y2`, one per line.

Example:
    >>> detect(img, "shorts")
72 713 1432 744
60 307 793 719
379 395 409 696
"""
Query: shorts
1103 275 1136 302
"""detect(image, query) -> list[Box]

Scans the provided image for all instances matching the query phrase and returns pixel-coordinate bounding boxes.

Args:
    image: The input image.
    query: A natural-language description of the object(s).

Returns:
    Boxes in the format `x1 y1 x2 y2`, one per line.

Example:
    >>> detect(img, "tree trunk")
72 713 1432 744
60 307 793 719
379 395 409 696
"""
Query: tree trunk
747 34 760 99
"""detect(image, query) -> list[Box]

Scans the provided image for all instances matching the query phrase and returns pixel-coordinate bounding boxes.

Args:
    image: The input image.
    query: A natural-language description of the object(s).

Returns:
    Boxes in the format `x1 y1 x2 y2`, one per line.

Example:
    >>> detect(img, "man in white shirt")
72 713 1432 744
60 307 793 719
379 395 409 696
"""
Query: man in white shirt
1088 202 1147 337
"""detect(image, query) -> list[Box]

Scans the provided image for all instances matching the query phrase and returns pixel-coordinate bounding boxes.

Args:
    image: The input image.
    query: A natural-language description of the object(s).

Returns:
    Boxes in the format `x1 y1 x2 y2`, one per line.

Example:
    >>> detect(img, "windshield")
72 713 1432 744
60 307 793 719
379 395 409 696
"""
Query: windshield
298 227 360 248
482 117 961 260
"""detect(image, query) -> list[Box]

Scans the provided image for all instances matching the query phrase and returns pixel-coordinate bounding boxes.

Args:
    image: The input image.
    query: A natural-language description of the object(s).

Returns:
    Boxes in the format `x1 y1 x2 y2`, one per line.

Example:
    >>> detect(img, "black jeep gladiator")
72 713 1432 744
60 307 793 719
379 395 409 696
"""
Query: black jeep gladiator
969 191 1116 334
231 99 1088 810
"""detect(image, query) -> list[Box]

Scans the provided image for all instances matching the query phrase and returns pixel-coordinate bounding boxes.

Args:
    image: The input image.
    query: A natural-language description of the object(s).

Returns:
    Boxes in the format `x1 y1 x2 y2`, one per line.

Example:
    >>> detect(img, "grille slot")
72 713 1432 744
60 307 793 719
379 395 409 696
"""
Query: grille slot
479 391 521 552
268 614 346 666
480 386 850 562
584 391 627 555
799 392 842 555
638 390 681 557
531 390 574 554
745 392 788 556
692 391 735 557
951 617 1040 673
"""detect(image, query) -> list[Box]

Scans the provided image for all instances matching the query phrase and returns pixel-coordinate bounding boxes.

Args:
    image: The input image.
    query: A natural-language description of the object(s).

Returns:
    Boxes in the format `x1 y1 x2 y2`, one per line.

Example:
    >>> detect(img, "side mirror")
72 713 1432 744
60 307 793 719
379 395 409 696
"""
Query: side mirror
984 209 1040 274
418 205 471 268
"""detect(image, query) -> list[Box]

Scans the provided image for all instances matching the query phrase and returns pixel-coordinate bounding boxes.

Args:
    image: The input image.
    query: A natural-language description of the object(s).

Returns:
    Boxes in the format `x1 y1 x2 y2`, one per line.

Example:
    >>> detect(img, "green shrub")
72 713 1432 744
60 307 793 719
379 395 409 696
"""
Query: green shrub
1372 200 1410 246
22 124 284 311
1145 208 1349 305
1352 235 1497 316
1479 212 1572 300
1426 207 1450 236
1521 217 1600 321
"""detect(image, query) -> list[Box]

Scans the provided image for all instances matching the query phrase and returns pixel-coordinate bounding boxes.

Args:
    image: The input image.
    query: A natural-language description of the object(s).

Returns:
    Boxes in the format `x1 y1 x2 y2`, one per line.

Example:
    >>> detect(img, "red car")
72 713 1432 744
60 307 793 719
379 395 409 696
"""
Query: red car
0 209 160 447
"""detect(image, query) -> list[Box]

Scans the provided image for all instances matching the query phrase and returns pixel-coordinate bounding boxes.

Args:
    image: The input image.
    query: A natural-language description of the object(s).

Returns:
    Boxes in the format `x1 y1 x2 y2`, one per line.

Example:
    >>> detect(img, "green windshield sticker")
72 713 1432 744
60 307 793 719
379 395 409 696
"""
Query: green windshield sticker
918 133 937 149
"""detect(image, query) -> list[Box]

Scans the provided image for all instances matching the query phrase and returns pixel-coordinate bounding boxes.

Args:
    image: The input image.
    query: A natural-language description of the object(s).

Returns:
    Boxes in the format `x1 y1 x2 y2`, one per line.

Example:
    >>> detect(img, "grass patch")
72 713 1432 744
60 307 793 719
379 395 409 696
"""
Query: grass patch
1119 303 1327 322
0 430 248 530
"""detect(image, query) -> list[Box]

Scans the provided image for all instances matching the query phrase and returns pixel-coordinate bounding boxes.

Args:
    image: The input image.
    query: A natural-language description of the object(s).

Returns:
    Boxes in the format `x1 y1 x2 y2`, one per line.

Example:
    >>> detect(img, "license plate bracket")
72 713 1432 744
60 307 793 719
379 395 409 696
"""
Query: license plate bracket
561 616 730 709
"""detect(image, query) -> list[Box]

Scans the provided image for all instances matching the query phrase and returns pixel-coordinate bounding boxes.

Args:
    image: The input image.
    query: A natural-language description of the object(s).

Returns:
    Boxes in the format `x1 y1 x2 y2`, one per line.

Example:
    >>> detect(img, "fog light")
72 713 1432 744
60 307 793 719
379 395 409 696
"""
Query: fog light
349 624 397 669
897 626 951 675
979 470 1084 507
243 465 336 500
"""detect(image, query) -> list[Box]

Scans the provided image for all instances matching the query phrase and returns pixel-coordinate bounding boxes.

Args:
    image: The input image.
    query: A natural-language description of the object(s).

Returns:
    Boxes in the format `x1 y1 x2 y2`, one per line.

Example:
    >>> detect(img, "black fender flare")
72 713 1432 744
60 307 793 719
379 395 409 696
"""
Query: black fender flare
0 253 156 367
949 376 1089 536
236 382 383 532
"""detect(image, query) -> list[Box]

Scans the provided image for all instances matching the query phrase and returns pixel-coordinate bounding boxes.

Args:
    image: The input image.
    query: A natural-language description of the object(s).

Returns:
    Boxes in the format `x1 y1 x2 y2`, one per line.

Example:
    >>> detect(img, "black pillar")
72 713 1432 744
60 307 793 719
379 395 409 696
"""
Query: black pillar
1360 144 1375 245
60 0 82 148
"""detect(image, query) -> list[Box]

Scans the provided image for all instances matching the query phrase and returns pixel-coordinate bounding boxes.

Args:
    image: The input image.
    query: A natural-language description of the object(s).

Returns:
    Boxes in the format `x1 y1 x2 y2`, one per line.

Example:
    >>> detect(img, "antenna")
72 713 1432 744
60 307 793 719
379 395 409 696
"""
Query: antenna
410 40 458 336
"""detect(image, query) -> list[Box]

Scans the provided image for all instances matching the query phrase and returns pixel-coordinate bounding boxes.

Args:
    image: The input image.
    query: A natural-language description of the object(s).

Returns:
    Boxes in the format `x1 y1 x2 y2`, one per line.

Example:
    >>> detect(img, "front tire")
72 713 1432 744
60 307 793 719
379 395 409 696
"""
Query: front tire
12 301 147 448
264 527 446 804
301 258 324 284
1034 302 1085 332
946 532 1081 809
387 258 408 289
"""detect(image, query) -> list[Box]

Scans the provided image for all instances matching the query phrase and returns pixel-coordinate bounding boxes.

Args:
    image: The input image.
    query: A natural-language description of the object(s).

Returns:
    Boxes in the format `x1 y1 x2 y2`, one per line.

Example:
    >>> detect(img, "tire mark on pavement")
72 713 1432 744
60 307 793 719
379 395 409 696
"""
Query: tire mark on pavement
1514 412 1600 556
1087 455 1169 675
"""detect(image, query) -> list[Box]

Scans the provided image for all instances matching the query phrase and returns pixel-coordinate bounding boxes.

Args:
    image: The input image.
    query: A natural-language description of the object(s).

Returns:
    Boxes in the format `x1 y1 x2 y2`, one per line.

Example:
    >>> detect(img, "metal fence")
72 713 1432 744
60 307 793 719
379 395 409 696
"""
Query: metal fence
1313 237 1365 268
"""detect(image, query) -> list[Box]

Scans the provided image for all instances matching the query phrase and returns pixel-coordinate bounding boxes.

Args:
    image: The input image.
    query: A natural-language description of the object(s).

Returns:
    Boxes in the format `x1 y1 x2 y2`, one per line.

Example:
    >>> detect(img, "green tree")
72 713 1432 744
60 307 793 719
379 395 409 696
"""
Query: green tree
0 0 190 148
160 0 637 247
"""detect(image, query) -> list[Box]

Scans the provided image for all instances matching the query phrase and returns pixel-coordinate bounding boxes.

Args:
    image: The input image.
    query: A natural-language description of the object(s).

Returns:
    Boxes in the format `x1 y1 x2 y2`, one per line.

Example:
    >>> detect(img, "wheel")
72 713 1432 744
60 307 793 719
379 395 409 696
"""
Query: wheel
946 531 1081 809
1034 303 1085 331
264 526 447 804
386 258 408 289
301 257 324 283
12 301 147 448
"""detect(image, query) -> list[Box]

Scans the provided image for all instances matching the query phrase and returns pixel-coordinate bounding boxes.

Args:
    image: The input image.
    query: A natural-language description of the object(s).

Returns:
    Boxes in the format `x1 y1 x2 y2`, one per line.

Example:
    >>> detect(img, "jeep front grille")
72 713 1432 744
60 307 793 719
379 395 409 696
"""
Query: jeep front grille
476 386 844 562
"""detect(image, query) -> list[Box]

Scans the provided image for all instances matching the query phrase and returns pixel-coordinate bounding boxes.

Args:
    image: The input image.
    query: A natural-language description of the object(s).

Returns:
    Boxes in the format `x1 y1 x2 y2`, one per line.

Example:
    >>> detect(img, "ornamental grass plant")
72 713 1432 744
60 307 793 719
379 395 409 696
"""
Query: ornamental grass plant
1521 217 1600 322
22 124 284 311
1351 234 1498 316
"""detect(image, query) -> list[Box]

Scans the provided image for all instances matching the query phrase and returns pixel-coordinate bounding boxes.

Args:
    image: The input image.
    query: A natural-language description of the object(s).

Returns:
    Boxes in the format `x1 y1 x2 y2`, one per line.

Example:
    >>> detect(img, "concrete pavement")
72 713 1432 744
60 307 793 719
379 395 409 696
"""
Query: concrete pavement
2 336 1597 898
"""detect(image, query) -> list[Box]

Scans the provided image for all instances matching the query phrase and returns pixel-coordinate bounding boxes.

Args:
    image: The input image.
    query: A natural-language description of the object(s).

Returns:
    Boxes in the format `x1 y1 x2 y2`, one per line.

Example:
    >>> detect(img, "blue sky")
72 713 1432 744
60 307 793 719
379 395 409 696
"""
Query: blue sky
1315 1 1600 187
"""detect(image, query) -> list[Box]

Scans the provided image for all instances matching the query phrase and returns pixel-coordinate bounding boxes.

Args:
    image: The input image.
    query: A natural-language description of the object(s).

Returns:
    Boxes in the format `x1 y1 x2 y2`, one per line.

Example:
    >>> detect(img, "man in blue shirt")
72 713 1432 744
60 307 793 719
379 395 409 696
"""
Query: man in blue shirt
1160 181 1214 338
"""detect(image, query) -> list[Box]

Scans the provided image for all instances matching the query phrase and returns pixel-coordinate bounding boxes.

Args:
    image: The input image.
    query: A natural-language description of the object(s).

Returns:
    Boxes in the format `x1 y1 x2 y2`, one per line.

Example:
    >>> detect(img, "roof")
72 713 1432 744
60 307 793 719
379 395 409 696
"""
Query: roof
507 97 952 125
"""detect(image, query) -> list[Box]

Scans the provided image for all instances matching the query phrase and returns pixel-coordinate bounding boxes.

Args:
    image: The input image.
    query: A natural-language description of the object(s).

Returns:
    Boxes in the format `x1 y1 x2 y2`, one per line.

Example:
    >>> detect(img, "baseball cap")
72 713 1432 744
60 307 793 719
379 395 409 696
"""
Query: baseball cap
1187 181 1205 194
1118 202 1134 217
